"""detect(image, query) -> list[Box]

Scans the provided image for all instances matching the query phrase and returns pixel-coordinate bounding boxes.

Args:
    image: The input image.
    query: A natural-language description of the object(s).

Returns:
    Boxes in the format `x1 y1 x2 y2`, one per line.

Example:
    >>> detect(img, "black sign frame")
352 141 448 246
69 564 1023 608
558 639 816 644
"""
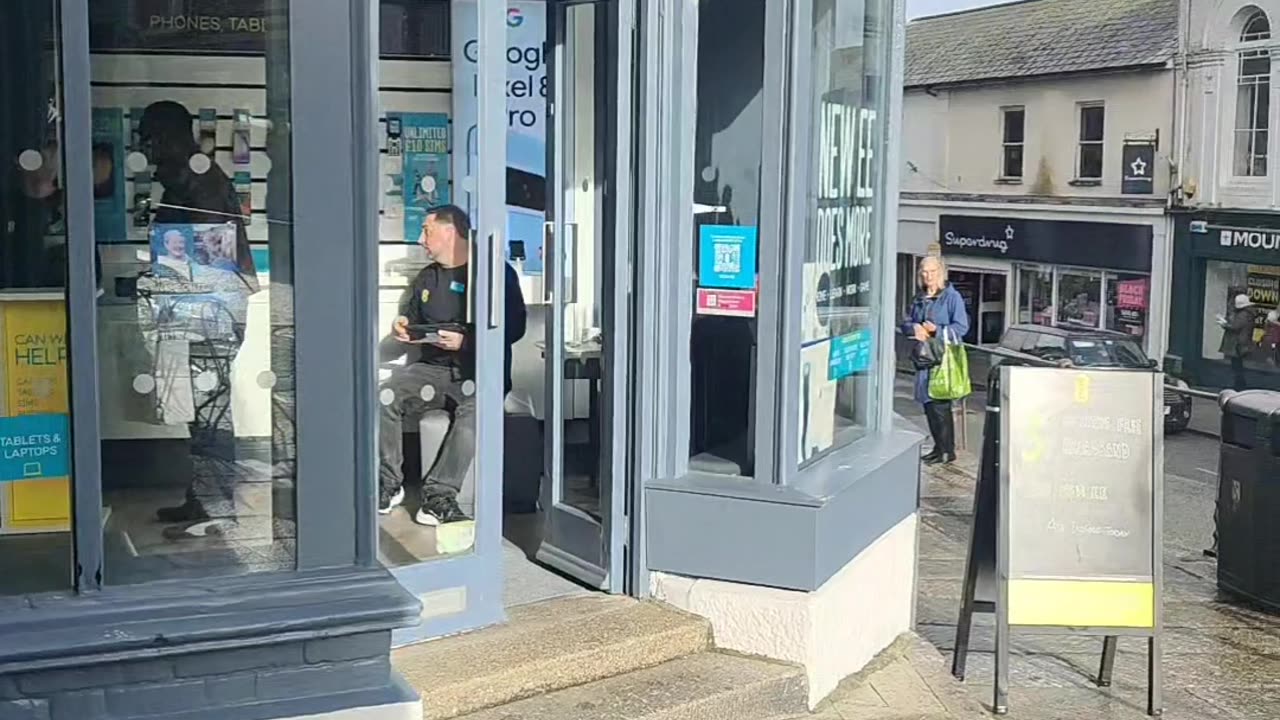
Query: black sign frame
939 215 1154 273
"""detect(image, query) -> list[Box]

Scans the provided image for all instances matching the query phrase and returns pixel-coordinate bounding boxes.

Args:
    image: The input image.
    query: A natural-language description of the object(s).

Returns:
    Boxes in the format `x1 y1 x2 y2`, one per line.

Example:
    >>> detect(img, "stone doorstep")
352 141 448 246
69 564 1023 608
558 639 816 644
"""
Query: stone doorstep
454 651 808 720
392 595 712 720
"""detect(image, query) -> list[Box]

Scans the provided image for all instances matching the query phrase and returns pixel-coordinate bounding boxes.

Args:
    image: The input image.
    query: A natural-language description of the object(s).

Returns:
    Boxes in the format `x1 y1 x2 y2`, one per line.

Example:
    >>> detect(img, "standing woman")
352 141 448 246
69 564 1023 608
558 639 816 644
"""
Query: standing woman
901 256 969 465
1218 294 1256 391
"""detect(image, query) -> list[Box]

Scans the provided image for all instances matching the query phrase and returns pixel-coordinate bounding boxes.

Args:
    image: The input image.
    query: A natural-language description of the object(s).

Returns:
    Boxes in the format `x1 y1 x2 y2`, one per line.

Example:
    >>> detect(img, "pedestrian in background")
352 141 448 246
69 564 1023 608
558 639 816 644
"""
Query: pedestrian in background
1265 308 1280 367
902 255 969 465
1217 294 1257 391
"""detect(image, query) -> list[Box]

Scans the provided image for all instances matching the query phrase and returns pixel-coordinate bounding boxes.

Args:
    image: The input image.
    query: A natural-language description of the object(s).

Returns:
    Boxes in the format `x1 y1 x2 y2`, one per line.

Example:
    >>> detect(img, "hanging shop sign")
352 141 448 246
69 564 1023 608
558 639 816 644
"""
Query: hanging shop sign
1121 142 1156 195
939 215 1153 273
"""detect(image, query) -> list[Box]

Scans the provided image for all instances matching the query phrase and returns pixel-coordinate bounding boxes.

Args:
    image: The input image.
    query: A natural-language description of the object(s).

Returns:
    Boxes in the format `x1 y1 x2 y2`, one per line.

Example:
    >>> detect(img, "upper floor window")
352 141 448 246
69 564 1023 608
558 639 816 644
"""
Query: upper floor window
1234 9 1271 177
1001 107 1025 180
1077 104 1105 180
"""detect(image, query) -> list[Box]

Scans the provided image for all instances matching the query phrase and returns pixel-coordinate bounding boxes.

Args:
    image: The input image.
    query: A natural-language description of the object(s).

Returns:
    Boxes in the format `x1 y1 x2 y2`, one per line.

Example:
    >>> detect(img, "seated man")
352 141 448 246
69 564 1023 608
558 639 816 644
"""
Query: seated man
379 205 526 525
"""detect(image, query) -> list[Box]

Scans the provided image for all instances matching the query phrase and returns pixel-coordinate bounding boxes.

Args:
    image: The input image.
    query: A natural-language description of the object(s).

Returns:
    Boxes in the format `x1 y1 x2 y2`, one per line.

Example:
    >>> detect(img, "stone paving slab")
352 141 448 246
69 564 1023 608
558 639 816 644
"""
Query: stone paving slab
811 635 987 720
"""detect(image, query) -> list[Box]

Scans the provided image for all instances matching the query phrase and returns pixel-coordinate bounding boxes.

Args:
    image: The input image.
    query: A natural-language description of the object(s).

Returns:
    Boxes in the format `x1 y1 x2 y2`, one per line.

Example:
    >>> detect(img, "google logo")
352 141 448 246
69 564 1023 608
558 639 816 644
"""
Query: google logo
507 8 524 27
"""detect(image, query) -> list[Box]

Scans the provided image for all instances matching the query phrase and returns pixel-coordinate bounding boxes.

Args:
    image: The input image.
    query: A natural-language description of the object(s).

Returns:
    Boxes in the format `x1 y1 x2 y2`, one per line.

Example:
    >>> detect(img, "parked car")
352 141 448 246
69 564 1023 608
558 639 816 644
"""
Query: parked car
995 324 1192 433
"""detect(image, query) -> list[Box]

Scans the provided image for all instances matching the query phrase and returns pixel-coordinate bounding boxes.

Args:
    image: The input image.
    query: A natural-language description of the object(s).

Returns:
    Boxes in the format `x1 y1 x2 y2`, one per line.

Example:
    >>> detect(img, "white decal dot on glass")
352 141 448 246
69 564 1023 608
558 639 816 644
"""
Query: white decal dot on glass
194 370 218 393
256 370 278 389
132 374 156 394
461 380 476 397
126 151 150 173
421 175 437 193
379 388 396 406
701 166 715 182
261 155 273 173
461 175 475 192
33 379 54 399
188 153 212 175
420 384 436 402
17 150 43 171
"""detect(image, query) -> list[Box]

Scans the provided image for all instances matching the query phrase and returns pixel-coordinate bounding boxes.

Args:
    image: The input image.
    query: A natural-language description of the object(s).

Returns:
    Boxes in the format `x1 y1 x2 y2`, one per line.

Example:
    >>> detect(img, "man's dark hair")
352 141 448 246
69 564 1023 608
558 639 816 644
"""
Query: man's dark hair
138 101 194 146
426 204 471 239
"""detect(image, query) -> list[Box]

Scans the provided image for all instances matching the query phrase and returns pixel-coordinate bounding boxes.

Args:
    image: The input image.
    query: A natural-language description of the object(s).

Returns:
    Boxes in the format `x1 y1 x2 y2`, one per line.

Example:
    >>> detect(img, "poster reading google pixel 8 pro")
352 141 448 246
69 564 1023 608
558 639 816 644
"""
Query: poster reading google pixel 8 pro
451 0 546 274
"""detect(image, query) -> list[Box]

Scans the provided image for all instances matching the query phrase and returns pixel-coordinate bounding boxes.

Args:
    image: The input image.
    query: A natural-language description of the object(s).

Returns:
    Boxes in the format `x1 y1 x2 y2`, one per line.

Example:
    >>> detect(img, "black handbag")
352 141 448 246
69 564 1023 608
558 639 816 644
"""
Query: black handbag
911 335 944 370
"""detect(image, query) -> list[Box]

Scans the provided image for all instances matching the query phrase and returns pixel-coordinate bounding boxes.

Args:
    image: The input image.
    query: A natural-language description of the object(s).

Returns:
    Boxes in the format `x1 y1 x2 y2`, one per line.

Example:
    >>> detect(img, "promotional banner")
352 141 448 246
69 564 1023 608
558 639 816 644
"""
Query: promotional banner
452 0 547 274
393 112 451 243
92 108 127 242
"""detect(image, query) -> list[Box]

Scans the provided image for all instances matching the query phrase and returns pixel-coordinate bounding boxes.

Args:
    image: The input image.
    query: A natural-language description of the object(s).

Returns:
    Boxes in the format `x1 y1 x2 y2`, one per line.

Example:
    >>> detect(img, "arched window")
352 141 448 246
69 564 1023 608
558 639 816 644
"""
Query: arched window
1235 9 1272 176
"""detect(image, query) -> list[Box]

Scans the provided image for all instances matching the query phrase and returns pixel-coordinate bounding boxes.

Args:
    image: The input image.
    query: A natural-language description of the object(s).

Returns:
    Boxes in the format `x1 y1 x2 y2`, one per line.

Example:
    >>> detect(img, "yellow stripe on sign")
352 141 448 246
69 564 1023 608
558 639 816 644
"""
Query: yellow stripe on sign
1009 579 1155 628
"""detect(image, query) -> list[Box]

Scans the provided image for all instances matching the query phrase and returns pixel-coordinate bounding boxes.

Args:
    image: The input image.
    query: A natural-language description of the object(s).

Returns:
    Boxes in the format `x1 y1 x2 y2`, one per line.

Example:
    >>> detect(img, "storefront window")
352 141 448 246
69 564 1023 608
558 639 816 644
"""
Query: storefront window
1202 260 1280 372
88 2 297 584
688 0 766 476
0 1 73 596
1056 269 1102 330
798 0 890 466
1017 266 1054 327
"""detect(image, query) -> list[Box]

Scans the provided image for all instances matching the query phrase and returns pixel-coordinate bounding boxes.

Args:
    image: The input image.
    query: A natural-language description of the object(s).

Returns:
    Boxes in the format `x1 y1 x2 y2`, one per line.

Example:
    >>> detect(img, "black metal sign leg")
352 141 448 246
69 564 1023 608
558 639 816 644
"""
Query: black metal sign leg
1148 636 1163 716
1097 636 1118 687
952 555 980 681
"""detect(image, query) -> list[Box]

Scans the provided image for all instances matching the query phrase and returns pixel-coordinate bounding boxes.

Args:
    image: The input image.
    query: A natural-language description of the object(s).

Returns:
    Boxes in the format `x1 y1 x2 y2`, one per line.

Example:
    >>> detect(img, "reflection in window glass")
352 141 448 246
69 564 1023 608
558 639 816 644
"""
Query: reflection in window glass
688 0 765 477
1056 270 1101 330
90 3 297 584
1017 266 1054 326
799 0 890 466
0 1 73 596
1202 260 1280 372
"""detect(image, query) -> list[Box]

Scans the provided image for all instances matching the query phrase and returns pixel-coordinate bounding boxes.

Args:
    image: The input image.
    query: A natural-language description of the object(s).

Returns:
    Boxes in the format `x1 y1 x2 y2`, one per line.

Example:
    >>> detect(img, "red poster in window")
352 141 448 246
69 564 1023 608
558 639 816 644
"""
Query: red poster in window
1116 279 1149 310
696 288 756 318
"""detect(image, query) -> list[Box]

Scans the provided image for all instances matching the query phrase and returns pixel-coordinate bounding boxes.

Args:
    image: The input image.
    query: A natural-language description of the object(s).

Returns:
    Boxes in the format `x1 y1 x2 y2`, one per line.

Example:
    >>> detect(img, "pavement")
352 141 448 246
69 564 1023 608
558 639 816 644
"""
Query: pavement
889 376 1280 719
809 635 988 719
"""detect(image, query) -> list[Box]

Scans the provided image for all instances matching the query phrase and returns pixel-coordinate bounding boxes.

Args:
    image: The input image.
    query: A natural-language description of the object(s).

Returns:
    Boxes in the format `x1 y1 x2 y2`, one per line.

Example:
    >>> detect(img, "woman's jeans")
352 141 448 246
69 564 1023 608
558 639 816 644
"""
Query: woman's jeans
923 400 955 456
1230 354 1248 391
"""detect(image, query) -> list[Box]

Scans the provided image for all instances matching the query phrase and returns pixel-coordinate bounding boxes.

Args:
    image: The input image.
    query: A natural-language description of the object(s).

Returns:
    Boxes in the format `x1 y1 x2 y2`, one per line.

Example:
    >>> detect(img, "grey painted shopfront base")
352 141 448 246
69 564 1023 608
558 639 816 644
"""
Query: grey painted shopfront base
0 567 420 720
646 423 923 592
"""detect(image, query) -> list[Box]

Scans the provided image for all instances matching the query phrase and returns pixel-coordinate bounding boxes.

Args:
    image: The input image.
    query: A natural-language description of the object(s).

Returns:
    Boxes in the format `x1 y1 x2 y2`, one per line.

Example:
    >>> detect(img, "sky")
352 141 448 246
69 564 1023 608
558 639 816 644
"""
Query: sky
907 0 1024 20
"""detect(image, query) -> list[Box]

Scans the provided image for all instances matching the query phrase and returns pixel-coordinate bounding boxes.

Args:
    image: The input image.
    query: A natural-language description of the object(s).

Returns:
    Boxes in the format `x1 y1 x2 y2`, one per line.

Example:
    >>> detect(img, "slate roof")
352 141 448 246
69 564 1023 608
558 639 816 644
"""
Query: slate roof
905 0 1180 88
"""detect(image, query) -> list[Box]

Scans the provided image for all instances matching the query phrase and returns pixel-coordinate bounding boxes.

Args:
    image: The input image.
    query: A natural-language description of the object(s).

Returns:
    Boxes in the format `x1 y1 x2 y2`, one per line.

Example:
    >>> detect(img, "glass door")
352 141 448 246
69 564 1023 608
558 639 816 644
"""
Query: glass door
539 0 632 591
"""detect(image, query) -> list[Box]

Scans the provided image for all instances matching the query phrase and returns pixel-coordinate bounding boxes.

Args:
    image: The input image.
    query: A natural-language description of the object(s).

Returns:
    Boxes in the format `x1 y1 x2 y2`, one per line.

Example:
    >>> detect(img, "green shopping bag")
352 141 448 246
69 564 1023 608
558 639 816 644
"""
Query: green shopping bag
928 329 971 401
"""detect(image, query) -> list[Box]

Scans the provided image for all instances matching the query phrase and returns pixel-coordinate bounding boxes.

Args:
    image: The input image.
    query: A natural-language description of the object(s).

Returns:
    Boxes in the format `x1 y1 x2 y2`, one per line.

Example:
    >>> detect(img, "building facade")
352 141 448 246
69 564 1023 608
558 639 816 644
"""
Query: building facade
1171 1 1280 390
0 0 918 718
898 0 1180 380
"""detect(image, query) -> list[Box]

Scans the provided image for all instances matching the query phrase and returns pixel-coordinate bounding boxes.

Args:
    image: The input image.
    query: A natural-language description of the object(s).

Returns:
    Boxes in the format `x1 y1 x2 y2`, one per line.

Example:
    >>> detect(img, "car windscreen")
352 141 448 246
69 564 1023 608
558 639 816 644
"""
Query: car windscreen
1067 337 1150 367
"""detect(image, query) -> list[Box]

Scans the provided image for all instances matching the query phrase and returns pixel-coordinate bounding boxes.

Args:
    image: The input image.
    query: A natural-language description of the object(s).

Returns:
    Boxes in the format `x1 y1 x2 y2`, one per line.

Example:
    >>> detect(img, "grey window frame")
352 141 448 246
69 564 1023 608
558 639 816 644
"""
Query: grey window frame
638 0 920 594
1234 10 1272 179
1 0 418 675
1076 102 1105 181
1000 106 1026 180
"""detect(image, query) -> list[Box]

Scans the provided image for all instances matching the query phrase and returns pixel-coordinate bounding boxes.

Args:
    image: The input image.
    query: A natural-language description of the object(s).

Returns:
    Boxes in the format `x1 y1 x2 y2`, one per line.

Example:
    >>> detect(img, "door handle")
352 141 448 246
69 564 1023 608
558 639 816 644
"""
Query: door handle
466 229 477 325
564 221 579 306
489 231 503 330
543 221 555 303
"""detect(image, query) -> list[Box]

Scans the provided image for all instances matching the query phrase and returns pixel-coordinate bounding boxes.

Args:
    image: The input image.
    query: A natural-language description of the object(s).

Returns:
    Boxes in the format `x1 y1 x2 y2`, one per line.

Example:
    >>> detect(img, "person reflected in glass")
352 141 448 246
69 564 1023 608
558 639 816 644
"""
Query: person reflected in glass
137 101 261 540
378 206 526 526
1217 294 1258 391
902 256 969 465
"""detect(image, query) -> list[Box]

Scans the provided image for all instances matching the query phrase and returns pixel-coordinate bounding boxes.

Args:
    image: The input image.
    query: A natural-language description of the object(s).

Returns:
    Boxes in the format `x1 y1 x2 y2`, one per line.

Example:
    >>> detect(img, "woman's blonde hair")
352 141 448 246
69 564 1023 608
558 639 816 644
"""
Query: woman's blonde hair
918 255 949 287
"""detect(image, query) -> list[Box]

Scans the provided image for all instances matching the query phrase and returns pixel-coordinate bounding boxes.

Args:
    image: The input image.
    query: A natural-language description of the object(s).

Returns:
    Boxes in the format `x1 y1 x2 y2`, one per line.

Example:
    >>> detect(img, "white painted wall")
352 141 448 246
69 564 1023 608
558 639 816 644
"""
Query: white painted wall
1180 0 1280 209
902 70 1176 199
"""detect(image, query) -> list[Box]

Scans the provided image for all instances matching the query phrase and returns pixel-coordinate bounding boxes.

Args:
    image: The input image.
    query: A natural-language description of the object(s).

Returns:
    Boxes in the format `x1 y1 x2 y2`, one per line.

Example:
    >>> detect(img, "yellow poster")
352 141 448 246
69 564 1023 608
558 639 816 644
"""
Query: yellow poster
1 301 70 531
4 301 70 416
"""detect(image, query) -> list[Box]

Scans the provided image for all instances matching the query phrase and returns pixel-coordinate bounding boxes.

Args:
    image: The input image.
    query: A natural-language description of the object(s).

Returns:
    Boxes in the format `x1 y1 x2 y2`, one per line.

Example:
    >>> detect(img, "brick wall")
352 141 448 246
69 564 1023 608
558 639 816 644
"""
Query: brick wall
0 631 392 720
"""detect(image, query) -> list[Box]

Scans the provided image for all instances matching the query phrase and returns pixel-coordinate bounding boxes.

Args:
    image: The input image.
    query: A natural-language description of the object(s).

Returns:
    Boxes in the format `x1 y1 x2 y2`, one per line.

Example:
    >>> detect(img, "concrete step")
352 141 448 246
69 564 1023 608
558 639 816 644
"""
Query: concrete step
393 595 712 720
456 651 808 720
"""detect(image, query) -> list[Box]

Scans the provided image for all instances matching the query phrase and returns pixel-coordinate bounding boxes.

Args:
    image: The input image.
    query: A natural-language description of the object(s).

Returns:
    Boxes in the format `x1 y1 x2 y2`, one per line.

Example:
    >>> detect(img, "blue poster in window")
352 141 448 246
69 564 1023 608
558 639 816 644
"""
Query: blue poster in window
92 108 127 242
396 112 451 244
0 414 70 483
829 329 873 380
698 225 758 290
